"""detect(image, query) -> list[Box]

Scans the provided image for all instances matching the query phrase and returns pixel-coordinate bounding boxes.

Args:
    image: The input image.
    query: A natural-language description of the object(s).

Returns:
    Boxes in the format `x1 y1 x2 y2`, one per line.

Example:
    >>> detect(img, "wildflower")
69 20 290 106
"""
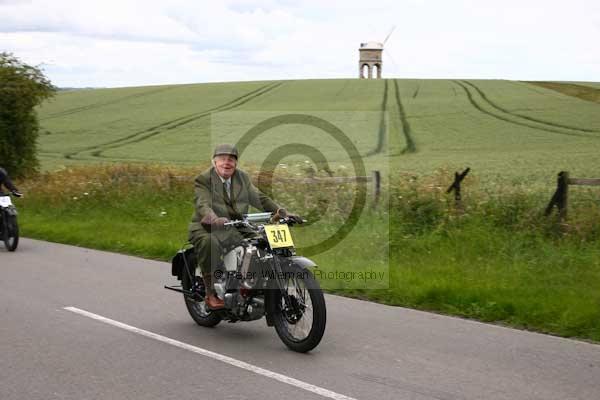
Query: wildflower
72 196 78 200
160 211 167 216
83 192 89 196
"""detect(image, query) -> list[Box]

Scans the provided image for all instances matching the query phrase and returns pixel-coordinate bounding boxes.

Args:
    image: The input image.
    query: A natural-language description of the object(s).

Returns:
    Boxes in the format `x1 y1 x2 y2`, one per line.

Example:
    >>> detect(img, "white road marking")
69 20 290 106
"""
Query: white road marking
64 306 357 400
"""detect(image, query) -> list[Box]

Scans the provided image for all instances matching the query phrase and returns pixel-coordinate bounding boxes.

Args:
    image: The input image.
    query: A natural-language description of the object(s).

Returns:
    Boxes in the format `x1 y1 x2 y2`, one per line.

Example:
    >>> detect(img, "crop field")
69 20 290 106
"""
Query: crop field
37 78 600 187
571 82 600 90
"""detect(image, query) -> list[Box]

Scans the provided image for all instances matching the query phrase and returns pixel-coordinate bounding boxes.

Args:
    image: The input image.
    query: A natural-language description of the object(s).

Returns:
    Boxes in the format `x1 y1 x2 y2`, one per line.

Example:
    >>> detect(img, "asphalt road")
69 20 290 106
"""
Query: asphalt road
1 238 600 400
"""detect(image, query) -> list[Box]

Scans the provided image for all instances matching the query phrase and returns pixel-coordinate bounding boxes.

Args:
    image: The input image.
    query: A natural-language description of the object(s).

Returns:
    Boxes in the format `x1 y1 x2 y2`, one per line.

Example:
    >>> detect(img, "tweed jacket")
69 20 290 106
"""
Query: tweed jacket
189 167 279 233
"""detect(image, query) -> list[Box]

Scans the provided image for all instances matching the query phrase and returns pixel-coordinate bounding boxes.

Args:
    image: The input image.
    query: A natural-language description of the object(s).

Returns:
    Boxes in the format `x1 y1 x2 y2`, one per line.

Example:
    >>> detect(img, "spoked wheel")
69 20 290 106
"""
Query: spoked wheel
2 214 19 252
181 269 221 327
273 264 326 353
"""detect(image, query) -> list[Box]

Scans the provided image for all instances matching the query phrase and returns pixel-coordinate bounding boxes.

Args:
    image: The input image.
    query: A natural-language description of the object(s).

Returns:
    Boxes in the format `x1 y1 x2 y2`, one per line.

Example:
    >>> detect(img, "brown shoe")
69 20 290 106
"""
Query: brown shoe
205 293 225 310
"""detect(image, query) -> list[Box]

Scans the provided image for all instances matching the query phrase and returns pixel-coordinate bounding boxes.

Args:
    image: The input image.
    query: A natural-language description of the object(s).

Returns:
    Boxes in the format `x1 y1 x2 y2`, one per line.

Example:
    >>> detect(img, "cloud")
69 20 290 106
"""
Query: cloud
0 0 598 87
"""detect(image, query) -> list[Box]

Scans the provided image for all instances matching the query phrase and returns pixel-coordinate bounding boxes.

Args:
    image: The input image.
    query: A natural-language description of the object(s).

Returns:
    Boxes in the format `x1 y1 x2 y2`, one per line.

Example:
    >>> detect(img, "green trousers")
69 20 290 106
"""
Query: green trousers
188 227 246 278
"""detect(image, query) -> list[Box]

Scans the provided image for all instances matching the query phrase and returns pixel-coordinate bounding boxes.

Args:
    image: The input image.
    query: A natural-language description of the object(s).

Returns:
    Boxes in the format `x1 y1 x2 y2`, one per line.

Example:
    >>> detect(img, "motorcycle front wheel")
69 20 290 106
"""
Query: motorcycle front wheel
2 214 19 252
273 264 326 353
181 268 221 327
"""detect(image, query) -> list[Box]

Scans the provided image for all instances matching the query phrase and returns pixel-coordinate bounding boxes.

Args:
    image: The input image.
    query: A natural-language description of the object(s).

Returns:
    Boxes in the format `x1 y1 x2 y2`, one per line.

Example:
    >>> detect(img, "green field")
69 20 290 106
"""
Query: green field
38 79 600 186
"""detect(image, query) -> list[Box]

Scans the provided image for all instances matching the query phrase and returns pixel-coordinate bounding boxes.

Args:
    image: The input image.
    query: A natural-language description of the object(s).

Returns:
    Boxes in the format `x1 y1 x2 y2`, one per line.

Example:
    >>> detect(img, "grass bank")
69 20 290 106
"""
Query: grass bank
14 165 600 342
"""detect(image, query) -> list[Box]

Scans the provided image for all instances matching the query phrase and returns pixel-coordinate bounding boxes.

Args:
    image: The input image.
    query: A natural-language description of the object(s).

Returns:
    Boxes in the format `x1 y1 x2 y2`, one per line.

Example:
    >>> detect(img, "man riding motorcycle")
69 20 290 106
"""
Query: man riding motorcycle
0 167 22 197
188 144 301 309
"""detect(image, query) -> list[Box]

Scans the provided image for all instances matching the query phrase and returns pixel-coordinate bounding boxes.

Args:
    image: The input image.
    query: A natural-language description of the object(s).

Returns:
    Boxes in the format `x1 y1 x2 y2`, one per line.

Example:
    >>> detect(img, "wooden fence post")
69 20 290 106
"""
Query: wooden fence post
545 171 569 221
372 170 381 206
446 167 470 209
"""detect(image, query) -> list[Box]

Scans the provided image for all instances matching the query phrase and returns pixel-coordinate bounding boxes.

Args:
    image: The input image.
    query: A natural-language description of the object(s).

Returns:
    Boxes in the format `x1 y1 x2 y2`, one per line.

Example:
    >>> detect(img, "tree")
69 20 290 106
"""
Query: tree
0 52 56 178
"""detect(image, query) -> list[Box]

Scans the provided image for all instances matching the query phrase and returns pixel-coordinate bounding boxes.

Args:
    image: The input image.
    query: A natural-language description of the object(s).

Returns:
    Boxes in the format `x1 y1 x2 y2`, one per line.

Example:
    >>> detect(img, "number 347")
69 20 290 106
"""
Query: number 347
270 229 287 243
265 225 294 248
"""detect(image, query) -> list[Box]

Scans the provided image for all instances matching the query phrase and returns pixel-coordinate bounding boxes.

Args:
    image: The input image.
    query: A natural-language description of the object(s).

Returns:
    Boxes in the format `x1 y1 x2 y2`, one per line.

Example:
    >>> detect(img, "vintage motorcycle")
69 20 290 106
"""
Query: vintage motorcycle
0 193 19 251
166 212 326 353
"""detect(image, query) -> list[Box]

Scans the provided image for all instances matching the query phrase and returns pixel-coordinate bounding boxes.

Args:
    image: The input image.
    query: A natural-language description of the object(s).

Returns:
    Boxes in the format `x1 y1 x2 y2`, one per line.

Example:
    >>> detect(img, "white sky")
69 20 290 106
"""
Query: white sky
1 0 599 87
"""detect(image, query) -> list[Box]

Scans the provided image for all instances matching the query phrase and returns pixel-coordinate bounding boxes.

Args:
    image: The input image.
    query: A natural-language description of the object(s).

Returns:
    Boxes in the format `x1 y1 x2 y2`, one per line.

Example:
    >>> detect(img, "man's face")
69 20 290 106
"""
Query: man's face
214 154 237 179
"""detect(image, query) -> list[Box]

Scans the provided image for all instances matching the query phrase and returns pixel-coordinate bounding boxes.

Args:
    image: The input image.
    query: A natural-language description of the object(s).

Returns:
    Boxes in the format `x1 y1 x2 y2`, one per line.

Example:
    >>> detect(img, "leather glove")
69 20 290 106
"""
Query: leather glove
287 213 303 224
271 208 288 223
201 214 229 231
212 217 229 229
272 208 303 224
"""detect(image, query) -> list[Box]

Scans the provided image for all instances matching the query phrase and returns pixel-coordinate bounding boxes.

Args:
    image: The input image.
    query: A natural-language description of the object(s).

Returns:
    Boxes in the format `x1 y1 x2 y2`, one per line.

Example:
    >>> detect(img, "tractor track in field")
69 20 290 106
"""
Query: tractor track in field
333 79 350 99
363 79 389 157
38 151 67 159
90 82 284 157
412 85 420 99
40 86 178 121
462 80 600 134
63 82 283 160
453 80 598 139
394 79 416 154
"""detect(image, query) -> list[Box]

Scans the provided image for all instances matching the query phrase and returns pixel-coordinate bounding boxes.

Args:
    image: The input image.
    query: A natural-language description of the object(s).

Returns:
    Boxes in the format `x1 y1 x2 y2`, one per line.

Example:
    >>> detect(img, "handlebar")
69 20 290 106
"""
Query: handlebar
0 191 22 198
224 216 305 227
223 219 247 227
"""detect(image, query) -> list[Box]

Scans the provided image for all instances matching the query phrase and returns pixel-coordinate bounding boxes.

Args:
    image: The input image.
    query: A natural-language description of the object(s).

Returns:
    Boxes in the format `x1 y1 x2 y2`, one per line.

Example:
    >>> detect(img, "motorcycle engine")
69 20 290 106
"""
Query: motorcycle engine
224 292 265 321
221 244 264 321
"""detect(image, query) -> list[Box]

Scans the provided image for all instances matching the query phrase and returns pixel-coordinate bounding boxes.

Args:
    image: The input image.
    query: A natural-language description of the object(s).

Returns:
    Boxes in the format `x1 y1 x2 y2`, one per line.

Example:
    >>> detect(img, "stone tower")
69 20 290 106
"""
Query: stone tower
358 42 383 79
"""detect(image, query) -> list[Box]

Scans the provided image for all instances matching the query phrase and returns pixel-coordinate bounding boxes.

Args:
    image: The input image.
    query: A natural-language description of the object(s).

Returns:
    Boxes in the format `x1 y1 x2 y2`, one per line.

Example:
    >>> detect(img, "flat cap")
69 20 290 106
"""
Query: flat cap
212 143 238 159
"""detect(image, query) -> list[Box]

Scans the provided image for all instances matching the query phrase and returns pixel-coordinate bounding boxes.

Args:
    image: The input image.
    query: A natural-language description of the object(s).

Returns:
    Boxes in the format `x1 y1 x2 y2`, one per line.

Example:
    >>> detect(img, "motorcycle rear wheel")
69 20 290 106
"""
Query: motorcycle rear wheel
273 264 326 353
2 214 18 252
181 269 221 327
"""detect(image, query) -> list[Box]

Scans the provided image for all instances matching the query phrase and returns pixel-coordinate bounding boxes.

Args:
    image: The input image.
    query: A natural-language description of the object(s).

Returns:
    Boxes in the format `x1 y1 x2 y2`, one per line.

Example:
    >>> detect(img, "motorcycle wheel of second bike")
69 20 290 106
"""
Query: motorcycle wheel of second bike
181 269 222 327
273 264 326 353
2 214 19 252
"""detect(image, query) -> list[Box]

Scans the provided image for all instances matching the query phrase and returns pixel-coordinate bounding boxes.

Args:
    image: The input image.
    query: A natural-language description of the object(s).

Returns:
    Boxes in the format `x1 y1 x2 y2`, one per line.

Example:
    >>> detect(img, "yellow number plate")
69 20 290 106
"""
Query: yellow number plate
264 224 295 249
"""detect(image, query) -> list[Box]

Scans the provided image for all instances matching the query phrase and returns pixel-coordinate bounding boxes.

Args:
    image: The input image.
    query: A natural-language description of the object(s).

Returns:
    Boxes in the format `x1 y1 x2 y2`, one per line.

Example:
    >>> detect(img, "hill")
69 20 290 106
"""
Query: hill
37 78 600 185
